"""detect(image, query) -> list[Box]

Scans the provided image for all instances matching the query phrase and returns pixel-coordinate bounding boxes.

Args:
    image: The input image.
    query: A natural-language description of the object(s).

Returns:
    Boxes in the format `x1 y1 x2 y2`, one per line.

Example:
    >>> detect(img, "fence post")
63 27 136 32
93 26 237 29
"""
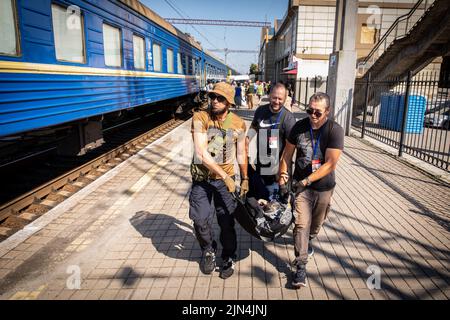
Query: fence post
399 71 412 157
298 79 302 108
361 72 371 138
305 77 309 107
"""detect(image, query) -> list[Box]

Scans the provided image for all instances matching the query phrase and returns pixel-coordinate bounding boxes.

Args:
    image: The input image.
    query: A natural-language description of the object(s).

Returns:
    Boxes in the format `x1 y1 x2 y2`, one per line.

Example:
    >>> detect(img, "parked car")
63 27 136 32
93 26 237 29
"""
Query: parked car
424 109 449 129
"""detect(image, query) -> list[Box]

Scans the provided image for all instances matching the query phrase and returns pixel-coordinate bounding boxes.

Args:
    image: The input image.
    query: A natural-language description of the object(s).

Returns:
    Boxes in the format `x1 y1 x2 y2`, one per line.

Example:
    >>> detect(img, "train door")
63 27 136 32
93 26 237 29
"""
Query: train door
200 58 206 89
195 57 201 89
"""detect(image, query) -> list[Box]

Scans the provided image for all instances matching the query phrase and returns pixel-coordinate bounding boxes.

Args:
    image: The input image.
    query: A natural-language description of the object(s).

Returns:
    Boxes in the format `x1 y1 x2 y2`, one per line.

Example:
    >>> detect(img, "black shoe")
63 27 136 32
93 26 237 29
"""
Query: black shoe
220 257 235 279
200 249 216 274
292 265 307 289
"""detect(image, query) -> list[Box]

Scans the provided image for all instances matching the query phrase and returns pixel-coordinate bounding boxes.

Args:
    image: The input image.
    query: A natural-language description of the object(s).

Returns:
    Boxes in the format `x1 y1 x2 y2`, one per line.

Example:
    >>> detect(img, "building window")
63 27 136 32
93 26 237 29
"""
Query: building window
167 48 174 73
177 52 183 74
0 0 20 56
103 24 122 67
133 35 145 70
152 43 162 72
360 23 378 45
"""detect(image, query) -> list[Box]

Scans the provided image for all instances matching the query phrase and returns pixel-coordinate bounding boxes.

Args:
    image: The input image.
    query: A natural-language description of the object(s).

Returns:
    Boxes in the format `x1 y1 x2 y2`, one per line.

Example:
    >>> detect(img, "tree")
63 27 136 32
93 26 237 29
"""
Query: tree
249 63 259 75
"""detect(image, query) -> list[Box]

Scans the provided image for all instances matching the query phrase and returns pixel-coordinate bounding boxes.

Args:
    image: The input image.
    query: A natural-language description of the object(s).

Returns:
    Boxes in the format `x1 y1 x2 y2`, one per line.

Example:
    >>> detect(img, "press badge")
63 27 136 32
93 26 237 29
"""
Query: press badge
269 136 278 149
311 159 321 172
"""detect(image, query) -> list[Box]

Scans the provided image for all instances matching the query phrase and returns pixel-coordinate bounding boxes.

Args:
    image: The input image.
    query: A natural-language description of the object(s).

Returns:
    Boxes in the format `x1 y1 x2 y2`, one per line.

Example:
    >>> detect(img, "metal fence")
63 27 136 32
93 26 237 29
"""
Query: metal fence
294 77 328 108
352 71 449 171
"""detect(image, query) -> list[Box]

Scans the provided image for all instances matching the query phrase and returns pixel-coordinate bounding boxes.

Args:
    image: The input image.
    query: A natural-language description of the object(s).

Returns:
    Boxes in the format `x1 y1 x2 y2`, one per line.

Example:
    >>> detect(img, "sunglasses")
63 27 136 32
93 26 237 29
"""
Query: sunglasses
208 93 226 103
306 108 323 117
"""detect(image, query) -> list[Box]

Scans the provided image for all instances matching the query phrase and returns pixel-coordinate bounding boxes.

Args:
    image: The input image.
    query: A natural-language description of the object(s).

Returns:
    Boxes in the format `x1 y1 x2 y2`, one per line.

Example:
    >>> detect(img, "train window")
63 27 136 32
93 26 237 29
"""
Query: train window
186 55 192 75
181 53 187 74
192 58 196 75
0 0 20 56
152 43 162 71
51 4 85 63
167 48 174 73
103 24 122 67
133 35 145 70
177 53 183 74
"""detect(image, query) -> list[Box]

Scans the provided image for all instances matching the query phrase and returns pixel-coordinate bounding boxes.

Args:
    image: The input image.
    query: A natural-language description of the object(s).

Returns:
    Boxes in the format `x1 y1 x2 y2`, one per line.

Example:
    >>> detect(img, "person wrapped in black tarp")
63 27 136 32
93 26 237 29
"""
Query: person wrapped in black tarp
233 175 294 242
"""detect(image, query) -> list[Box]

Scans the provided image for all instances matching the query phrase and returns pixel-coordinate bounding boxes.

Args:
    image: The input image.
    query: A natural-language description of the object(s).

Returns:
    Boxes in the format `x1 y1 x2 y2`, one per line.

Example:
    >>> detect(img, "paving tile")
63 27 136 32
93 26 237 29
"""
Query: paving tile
0 121 448 302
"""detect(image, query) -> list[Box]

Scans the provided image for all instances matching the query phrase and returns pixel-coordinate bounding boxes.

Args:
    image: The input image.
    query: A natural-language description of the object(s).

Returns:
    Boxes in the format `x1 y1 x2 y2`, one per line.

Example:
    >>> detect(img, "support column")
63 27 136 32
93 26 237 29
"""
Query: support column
326 0 358 136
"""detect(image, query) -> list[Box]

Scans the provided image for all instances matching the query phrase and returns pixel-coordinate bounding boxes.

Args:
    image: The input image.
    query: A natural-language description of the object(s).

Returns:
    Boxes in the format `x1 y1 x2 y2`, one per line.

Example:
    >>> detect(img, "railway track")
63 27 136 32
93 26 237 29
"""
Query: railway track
0 116 187 241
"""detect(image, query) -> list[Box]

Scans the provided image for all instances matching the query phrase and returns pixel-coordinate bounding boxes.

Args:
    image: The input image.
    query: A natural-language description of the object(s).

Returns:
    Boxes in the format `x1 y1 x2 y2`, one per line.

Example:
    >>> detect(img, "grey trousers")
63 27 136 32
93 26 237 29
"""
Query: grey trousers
293 187 334 265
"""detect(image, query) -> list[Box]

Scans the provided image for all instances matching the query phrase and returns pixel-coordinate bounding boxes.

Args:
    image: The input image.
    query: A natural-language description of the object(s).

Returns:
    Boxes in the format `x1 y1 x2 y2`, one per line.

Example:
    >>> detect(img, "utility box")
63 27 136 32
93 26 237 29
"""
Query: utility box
379 93 426 133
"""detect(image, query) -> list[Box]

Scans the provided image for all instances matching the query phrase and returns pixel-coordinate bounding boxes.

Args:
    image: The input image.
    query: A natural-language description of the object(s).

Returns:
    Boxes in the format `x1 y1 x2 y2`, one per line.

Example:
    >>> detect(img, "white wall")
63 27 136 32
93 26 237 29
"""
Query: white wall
296 6 336 56
297 59 330 78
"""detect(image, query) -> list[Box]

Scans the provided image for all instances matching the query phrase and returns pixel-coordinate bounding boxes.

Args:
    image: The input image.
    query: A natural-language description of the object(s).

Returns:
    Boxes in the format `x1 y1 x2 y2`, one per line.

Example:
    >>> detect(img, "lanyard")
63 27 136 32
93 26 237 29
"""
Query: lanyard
270 109 283 129
310 126 321 159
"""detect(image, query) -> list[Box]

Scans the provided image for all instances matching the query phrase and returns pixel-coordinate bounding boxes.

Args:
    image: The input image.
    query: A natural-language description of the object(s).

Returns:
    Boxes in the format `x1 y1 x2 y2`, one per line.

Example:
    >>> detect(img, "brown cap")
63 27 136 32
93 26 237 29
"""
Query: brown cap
209 82 235 105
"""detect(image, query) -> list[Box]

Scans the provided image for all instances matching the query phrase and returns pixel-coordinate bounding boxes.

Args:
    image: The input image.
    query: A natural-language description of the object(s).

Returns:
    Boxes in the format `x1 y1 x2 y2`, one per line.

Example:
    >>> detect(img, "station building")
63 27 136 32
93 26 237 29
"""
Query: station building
258 0 442 88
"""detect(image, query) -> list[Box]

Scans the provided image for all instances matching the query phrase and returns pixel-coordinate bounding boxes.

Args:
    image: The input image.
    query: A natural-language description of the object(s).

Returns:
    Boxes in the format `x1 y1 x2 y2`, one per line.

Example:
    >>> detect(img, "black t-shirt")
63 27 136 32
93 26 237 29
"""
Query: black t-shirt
249 104 296 178
287 118 344 191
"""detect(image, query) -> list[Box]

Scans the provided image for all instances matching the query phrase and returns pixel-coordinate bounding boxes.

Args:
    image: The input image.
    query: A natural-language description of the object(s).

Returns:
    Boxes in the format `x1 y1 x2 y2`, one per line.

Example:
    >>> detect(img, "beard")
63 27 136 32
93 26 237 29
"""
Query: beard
210 104 229 116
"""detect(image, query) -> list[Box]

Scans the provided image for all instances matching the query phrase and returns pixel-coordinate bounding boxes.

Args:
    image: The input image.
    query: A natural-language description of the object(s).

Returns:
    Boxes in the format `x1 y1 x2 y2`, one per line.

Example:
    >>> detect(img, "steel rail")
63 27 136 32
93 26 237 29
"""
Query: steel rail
0 118 184 222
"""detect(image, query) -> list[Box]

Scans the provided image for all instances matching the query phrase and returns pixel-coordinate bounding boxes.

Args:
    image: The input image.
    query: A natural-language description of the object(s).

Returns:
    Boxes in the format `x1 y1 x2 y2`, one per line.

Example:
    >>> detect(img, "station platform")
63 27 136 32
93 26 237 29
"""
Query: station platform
0 110 448 300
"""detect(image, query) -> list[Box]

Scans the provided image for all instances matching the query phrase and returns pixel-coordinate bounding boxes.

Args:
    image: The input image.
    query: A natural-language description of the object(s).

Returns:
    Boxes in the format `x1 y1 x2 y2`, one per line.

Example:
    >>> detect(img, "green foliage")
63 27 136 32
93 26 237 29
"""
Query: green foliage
249 63 259 75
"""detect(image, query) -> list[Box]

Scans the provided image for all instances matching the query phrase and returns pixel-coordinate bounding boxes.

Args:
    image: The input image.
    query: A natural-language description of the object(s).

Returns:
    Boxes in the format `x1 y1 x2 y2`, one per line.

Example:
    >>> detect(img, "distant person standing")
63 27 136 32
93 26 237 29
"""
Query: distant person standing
207 81 214 91
266 81 272 95
246 81 255 110
278 92 344 289
256 81 264 105
234 83 242 108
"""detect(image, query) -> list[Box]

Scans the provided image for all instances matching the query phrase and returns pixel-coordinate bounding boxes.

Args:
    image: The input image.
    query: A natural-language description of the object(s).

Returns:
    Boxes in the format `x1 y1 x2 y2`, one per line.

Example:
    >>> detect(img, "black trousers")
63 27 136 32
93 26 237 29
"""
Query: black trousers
189 179 237 259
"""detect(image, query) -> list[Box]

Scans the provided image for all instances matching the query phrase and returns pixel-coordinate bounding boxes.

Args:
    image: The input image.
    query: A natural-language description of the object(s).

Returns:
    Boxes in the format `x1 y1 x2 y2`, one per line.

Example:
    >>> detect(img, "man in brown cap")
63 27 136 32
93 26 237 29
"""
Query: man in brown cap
190 82 248 279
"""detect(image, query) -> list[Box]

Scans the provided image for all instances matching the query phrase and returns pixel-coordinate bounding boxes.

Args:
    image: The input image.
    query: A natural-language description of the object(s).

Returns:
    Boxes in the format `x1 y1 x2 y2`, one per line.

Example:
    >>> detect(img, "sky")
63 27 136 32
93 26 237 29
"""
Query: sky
141 0 289 74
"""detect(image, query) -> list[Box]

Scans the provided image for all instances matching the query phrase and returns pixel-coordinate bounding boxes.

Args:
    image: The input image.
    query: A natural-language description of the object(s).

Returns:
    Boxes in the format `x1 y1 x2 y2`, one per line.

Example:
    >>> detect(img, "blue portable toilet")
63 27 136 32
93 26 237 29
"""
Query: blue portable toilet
379 93 426 133
397 95 427 133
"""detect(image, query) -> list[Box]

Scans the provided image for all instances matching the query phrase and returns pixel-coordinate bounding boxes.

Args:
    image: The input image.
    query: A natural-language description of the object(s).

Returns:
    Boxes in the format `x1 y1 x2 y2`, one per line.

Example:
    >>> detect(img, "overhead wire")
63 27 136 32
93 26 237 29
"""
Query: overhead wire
163 0 220 50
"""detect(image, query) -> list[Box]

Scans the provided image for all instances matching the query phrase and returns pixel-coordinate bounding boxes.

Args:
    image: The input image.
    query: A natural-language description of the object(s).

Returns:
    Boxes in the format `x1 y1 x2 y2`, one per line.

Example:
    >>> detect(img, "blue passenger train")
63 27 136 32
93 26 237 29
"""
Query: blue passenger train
0 0 236 138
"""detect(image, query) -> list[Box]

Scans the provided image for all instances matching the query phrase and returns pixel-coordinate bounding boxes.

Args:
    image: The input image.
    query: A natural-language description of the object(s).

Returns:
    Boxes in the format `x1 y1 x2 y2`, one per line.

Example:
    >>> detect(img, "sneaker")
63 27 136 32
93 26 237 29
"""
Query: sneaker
308 242 314 257
292 265 307 289
200 249 216 274
220 257 235 279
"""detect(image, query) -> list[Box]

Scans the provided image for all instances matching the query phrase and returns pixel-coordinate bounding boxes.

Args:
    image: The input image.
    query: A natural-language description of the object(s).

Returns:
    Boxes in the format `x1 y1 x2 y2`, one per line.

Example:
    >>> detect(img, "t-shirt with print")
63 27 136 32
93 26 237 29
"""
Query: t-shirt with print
287 117 344 191
191 110 246 179
249 104 296 179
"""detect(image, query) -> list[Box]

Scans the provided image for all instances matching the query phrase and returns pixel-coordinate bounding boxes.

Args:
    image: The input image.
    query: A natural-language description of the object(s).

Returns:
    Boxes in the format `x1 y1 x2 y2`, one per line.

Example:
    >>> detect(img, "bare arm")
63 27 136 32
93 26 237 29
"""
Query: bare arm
278 140 296 185
245 136 250 158
304 148 342 184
